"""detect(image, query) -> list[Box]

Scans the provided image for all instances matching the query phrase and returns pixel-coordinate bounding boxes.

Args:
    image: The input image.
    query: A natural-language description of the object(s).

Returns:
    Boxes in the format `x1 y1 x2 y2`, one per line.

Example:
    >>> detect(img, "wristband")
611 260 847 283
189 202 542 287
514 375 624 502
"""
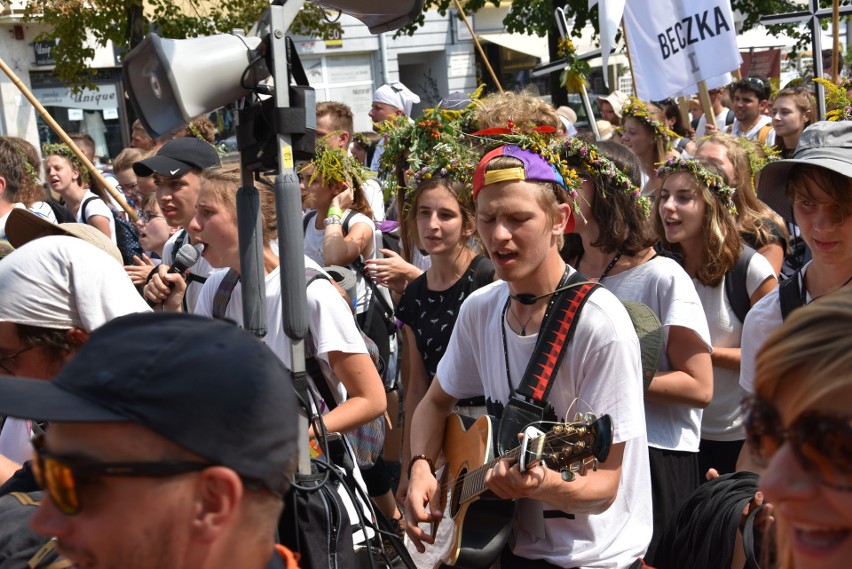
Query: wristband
327 206 344 218
408 454 436 479
323 216 342 227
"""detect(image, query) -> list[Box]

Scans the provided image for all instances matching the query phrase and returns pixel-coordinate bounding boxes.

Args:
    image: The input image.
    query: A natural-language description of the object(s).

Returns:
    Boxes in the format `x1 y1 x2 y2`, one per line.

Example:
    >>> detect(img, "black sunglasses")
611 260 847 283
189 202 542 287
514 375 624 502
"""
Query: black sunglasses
744 397 852 491
31 434 211 515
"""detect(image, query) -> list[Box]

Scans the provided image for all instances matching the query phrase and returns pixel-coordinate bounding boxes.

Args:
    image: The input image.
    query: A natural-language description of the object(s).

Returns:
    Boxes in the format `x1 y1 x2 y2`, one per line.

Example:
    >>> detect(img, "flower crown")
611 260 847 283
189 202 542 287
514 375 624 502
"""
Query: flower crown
813 77 852 122
657 157 737 216
379 85 484 202
620 97 679 151
559 137 651 219
736 136 779 177
9 140 39 187
556 38 591 94
42 143 89 184
469 123 583 217
302 141 368 192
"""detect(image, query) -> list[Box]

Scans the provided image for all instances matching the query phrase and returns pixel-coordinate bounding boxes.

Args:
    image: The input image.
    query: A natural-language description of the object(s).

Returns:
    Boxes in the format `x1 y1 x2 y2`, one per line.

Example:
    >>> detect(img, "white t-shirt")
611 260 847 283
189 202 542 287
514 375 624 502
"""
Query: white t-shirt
0 203 25 240
29 201 58 224
194 256 368 409
693 251 776 440
303 210 376 315
437 274 652 568
0 418 33 465
728 115 776 146
739 263 811 394
369 138 385 174
77 190 117 246
603 256 712 452
361 178 385 222
162 230 215 314
694 106 732 139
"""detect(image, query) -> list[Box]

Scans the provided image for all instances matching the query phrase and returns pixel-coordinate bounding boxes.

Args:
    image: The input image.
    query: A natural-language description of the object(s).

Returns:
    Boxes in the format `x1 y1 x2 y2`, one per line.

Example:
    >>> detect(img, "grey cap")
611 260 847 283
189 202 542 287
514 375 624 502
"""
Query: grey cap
758 121 852 224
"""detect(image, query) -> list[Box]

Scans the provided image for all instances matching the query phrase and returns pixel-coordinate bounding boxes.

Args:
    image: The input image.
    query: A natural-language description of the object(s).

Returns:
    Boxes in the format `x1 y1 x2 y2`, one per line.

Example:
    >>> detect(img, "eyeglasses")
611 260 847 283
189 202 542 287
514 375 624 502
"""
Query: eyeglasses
745 397 852 491
138 211 163 223
31 434 211 515
117 182 139 193
0 345 37 375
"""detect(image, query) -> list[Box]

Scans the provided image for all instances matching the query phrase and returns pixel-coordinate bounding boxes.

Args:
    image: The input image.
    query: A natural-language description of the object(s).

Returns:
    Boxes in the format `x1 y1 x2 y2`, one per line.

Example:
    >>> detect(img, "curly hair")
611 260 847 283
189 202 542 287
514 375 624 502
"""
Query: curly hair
655 161 742 287
475 90 561 131
4 137 49 208
175 117 216 143
0 137 25 204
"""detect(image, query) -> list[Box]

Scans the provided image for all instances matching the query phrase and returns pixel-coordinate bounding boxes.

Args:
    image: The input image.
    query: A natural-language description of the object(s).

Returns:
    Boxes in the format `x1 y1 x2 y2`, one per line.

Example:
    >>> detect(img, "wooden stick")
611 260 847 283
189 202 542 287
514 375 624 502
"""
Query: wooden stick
698 80 716 131
621 17 638 97
833 0 841 83
453 0 503 94
0 56 137 220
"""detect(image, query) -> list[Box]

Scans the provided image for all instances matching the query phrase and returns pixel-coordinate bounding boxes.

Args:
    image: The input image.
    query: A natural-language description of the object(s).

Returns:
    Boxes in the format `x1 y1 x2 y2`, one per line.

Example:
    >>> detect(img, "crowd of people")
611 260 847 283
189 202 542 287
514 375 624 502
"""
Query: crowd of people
0 70 848 569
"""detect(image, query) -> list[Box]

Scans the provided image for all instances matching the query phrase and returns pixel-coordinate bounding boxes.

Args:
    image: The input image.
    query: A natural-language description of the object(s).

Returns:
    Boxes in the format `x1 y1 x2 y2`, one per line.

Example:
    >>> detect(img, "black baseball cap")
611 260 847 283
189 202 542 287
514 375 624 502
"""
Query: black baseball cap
0 312 298 495
133 137 220 178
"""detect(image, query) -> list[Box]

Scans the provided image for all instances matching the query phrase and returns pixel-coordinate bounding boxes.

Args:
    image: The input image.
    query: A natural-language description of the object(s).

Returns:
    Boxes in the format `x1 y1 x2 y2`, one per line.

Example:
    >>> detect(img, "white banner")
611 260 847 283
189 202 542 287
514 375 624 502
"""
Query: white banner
623 0 741 101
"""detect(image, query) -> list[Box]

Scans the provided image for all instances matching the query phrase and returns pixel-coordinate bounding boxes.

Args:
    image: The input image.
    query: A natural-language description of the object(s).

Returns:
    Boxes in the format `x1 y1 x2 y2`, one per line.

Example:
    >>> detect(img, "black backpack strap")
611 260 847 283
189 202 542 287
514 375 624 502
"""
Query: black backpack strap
211 269 241 320
303 268 339 412
80 196 98 223
302 210 317 234
340 210 358 234
725 109 735 126
725 245 756 324
515 271 599 403
778 269 805 321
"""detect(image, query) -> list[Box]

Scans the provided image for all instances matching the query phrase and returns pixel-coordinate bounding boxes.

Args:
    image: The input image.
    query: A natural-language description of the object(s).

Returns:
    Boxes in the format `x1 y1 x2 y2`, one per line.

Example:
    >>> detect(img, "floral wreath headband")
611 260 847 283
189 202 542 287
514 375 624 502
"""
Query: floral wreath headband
9 141 39 186
620 97 679 151
42 143 89 184
378 85 484 203
814 77 852 122
559 137 652 219
657 157 737 216
301 141 368 193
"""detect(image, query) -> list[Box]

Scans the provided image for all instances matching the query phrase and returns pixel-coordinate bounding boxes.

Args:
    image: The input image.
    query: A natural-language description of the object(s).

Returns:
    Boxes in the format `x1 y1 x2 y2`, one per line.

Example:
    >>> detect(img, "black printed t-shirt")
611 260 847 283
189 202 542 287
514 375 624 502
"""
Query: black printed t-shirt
396 255 493 383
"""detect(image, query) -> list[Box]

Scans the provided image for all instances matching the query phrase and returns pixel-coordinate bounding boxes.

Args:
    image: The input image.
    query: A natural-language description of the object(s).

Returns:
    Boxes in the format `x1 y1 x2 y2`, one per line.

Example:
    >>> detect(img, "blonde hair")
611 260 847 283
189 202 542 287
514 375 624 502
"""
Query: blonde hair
696 134 787 248
655 163 742 286
113 147 145 173
200 164 277 245
476 90 561 131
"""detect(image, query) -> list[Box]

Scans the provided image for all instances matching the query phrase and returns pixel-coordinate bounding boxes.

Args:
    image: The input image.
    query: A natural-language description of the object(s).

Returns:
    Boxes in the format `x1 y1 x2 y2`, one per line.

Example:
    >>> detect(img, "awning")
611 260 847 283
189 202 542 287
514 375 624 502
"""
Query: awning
478 32 550 63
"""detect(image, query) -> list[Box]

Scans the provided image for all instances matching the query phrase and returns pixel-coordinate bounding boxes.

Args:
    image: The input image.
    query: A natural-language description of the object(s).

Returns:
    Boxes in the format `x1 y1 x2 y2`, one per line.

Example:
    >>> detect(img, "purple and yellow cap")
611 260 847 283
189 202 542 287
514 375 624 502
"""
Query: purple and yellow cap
472 145 566 200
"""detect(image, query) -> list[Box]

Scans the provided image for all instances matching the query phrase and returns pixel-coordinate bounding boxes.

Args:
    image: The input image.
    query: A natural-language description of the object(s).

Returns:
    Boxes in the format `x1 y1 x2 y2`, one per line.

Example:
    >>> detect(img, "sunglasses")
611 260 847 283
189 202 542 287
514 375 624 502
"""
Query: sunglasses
31 434 211 515
744 398 852 491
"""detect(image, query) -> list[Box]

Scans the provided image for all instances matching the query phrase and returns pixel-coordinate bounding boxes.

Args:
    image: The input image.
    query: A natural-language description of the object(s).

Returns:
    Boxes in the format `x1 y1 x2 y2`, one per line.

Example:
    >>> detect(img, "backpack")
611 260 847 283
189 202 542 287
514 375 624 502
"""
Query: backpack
778 269 806 322
81 196 143 265
45 199 76 223
724 245 757 324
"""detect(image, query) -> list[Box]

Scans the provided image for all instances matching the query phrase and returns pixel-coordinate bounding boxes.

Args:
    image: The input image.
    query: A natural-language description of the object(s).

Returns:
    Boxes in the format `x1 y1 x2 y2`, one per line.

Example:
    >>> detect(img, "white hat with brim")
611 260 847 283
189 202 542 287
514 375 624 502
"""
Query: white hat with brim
5 208 124 265
758 121 852 225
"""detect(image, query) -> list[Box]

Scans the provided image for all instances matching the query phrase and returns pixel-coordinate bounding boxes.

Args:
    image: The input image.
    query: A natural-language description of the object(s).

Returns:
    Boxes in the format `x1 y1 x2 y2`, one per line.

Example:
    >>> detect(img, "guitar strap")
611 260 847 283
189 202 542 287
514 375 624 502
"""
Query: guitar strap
497 271 599 455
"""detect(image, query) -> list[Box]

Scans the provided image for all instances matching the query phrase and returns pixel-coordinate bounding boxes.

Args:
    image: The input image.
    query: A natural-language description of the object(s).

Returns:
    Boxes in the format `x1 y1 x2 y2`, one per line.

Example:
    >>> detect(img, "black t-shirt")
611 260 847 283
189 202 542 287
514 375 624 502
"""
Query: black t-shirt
396 255 494 382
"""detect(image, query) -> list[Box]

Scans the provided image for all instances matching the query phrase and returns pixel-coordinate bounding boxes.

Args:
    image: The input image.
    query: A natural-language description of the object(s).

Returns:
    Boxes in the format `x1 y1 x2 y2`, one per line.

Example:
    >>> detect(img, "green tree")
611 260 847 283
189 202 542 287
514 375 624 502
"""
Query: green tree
26 0 340 90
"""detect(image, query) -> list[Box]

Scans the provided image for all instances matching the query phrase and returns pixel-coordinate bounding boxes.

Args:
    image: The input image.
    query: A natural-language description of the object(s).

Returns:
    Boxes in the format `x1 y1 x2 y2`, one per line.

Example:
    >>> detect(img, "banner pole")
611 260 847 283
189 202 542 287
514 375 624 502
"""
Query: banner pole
698 80 717 132
0 56 137 220
621 18 638 97
676 96 691 132
833 0 841 83
580 84 601 140
452 0 503 94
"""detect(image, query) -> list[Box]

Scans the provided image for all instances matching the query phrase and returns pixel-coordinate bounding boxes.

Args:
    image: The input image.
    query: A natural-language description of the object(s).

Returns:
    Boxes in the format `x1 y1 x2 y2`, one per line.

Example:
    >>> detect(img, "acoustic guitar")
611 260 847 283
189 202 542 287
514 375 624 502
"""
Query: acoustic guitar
430 413 613 569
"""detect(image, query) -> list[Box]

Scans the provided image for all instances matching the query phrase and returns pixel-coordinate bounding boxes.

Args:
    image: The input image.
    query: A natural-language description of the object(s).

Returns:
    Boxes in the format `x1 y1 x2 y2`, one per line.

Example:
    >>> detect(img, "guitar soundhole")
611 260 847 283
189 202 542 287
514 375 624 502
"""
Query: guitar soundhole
449 467 466 518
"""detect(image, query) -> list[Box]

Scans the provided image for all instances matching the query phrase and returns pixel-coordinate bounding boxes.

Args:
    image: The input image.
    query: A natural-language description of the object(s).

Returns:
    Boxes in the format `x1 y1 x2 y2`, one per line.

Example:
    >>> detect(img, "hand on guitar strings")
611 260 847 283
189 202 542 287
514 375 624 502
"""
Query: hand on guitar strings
403 460 443 553
485 456 548 500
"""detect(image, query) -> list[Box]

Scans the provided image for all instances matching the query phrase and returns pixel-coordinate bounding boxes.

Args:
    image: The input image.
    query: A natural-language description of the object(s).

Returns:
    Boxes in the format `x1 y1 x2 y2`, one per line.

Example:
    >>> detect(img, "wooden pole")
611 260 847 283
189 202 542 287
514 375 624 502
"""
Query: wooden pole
453 0 503 94
698 80 717 131
621 18 638 97
833 0 841 83
0 56 137 220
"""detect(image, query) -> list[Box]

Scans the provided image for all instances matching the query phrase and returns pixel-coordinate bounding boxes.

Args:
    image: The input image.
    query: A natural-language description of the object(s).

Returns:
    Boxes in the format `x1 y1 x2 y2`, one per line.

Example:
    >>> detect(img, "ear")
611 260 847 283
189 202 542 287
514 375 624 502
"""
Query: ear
0 176 7 200
190 467 243 544
65 328 90 358
338 131 351 148
394 108 405 117
552 202 574 236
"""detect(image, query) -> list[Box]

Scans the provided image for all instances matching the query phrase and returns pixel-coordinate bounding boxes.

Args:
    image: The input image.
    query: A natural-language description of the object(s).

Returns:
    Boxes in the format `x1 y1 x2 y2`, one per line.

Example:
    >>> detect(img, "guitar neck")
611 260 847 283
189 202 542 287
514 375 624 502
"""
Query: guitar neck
459 435 547 503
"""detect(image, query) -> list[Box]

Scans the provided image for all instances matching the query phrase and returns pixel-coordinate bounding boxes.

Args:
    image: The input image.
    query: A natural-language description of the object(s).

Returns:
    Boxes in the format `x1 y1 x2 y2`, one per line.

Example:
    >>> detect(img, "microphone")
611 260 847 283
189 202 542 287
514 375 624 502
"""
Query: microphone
168 243 201 277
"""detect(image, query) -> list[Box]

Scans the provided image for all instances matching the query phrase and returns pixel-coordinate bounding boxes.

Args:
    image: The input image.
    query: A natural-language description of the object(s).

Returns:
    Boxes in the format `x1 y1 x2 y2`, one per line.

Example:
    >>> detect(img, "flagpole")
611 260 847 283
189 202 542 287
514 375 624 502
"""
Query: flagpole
0 56 137 220
698 80 717 131
452 0 504 94
833 0 841 83
621 18 638 97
